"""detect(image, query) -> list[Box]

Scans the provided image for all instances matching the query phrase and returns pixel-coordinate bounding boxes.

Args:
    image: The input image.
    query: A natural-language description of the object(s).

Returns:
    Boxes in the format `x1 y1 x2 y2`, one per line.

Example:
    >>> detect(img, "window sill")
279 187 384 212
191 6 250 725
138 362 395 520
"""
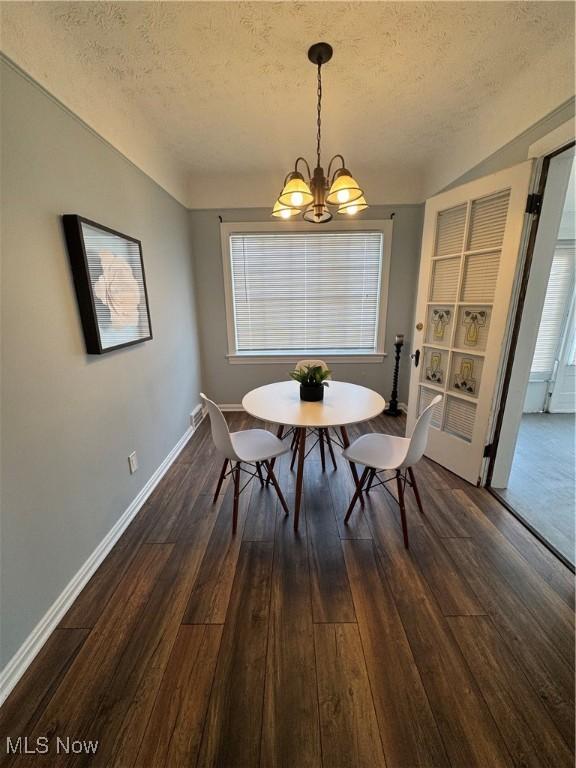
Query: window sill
226 352 387 365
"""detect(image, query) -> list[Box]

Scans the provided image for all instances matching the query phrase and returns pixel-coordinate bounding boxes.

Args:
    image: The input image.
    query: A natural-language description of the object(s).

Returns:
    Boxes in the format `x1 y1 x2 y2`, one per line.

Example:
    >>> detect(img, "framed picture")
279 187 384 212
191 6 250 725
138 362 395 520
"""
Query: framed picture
62 215 152 354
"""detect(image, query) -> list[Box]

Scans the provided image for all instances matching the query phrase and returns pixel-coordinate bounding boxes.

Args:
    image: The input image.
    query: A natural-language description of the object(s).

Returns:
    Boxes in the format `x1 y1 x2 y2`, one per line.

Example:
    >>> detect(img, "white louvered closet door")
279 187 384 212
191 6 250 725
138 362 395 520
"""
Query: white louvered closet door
407 161 534 484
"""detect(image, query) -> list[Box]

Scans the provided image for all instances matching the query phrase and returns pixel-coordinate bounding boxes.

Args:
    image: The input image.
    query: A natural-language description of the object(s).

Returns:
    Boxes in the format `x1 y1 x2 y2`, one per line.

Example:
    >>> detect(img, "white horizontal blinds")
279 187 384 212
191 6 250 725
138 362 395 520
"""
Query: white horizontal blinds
230 232 383 352
531 241 575 377
430 257 460 302
435 204 467 256
444 397 476 442
460 251 500 302
467 190 511 251
81 223 150 349
418 386 444 428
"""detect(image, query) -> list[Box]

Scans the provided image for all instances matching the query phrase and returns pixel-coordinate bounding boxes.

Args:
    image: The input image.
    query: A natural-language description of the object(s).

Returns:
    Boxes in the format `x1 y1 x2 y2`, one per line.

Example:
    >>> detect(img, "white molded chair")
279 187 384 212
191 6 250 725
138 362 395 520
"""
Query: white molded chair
289 359 338 472
342 395 443 548
201 393 290 533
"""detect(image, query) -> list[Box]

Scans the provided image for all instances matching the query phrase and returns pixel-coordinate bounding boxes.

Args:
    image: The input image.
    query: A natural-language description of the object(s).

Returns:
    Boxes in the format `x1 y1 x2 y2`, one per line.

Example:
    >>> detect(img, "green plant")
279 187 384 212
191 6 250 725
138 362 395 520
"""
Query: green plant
289 364 331 387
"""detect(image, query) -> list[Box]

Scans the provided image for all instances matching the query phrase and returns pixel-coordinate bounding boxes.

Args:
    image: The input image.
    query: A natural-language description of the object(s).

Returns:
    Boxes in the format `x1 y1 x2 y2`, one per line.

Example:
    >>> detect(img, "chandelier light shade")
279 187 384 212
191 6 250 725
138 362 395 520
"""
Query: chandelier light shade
278 172 314 208
272 42 368 224
338 195 369 215
272 199 301 219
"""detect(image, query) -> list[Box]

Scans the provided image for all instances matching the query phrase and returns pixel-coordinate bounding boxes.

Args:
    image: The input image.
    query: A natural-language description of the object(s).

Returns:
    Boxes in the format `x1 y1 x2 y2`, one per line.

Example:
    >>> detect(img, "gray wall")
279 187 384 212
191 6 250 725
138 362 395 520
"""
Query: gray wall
1 61 202 667
190 205 424 404
443 98 575 191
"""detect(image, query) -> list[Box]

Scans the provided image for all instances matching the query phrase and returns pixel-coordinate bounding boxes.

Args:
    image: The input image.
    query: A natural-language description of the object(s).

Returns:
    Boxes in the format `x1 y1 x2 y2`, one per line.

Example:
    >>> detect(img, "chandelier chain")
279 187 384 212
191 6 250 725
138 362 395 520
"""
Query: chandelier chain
316 62 322 168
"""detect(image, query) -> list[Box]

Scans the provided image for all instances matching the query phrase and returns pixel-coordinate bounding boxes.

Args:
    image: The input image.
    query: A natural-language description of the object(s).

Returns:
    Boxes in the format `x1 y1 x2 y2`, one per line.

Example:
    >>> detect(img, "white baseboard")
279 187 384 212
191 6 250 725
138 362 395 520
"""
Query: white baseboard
0 423 197 707
399 401 408 414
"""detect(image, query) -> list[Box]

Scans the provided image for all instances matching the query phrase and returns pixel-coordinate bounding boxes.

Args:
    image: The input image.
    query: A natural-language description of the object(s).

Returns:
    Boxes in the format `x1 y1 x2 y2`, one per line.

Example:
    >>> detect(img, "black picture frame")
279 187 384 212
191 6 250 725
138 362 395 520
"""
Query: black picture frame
62 215 153 354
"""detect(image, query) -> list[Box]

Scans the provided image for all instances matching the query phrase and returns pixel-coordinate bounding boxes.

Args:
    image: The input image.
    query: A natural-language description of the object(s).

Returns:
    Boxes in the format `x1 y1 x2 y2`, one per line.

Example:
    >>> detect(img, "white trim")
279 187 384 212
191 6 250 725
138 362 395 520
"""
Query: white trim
226 352 386 365
0 423 198 707
528 119 575 159
218 403 244 412
220 219 393 360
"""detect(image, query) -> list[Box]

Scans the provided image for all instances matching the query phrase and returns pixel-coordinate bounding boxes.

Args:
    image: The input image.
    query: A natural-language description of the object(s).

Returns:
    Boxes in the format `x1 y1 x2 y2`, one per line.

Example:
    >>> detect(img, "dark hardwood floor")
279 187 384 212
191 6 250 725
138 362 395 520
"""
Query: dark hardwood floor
1 412 574 768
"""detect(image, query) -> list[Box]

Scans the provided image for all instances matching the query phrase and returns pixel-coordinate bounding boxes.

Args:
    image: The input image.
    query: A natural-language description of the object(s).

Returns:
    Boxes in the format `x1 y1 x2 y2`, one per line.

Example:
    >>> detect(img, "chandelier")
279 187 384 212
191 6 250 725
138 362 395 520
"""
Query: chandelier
272 42 367 224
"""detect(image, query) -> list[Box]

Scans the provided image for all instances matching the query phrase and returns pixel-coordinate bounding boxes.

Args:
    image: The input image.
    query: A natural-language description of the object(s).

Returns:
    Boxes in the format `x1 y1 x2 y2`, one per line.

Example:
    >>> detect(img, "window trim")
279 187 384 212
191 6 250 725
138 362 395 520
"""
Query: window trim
220 219 393 363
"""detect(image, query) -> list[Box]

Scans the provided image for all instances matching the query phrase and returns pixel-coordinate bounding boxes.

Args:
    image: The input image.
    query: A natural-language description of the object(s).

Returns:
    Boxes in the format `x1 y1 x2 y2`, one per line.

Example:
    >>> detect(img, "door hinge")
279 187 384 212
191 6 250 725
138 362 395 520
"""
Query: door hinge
525 193 543 216
483 443 493 458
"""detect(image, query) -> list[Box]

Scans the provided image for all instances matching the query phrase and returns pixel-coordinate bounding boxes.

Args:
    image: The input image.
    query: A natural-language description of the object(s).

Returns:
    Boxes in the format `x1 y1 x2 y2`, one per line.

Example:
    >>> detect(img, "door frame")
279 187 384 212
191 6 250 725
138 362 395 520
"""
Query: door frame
485 140 575 487
485 140 575 572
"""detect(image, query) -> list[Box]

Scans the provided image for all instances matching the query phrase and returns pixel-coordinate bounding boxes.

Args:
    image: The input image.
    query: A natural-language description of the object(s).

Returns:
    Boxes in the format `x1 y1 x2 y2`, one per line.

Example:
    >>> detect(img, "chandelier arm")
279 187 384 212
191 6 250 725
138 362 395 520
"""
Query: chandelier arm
327 154 346 182
294 156 312 180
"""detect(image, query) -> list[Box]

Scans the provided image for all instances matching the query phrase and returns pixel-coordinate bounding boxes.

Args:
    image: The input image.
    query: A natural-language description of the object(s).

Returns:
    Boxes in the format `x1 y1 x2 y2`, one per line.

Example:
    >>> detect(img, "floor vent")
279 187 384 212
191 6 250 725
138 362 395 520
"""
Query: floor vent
190 404 206 431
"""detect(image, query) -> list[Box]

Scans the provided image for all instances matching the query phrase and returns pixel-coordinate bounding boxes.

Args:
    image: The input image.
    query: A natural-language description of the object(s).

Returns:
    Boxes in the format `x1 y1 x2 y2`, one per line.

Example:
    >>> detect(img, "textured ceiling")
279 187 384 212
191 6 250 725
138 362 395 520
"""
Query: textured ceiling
1 1 574 206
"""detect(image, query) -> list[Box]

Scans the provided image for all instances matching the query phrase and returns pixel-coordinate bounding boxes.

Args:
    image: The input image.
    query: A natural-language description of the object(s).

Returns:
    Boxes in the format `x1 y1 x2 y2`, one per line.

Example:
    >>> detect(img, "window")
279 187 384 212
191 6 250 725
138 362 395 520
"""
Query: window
530 240 575 378
221 221 392 362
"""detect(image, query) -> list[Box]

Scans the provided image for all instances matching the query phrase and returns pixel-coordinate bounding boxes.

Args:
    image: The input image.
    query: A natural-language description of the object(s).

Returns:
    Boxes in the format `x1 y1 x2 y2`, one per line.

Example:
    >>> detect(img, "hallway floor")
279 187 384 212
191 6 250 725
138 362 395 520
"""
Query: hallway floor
1 413 574 767
497 412 575 565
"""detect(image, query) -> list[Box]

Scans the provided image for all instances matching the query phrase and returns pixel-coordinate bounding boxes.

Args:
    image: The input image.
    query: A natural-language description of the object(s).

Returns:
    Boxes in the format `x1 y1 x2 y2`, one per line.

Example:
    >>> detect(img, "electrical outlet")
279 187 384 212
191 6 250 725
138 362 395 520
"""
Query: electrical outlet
128 451 138 474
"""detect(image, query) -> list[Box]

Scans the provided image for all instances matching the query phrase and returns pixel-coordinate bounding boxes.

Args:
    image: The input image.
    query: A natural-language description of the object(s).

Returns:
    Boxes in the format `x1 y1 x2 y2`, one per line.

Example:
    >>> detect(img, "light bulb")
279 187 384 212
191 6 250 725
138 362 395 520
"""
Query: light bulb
291 191 304 206
280 208 291 219
337 189 350 203
346 205 358 215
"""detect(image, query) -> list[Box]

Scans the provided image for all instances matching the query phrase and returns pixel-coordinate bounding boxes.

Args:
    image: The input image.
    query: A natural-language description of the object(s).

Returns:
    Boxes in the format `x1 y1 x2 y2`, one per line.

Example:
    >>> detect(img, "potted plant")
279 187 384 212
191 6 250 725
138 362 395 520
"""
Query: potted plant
289 364 331 402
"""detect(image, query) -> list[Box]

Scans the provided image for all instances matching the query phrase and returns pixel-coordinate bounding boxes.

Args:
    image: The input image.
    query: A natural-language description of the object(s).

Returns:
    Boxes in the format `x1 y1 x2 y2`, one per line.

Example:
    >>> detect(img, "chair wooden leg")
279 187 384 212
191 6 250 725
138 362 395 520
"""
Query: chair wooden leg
266 425 285 485
232 462 240 534
325 429 337 471
340 426 365 508
344 467 371 523
265 460 290 516
408 467 425 515
256 462 265 487
290 430 298 451
290 437 299 471
396 470 409 549
319 429 326 472
294 428 306 531
366 468 376 493
213 459 228 503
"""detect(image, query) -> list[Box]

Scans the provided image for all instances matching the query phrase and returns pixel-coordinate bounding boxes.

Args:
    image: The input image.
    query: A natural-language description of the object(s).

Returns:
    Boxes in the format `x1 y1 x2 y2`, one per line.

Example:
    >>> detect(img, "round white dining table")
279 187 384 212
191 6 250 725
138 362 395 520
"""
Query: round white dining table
242 380 386 530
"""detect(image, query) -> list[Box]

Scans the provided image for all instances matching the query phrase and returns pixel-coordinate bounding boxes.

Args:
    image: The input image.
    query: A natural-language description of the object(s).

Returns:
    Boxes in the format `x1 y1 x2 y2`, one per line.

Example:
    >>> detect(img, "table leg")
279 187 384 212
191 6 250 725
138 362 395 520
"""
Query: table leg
294 428 306 531
266 424 285 485
340 426 365 508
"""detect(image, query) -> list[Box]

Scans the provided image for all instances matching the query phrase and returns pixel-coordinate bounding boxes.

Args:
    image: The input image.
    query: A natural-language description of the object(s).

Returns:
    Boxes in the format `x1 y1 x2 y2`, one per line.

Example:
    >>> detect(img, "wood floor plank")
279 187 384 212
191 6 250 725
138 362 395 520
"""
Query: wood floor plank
0 629 89 768
369 514 514 768
463 485 574 609
453 489 575 668
135 624 223 768
328 450 374 539
243 482 280 541
197 541 273 768
365 491 485 616
314 623 387 768
448 615 573 768
91 534 219 767
261 514 322 768
305 471 356 623
17 544 173 766
182 477 253 624
343 539 449 768
444 536 575 749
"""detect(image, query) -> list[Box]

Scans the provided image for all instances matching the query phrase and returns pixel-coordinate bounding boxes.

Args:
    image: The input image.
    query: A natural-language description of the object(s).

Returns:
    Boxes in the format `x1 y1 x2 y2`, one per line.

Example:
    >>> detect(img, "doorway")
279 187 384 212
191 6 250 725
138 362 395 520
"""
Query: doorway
489 144 575 567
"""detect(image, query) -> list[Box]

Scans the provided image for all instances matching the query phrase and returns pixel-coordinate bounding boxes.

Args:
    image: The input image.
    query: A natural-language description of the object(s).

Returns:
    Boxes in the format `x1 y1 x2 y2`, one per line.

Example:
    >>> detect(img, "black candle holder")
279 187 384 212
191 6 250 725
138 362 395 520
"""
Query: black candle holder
385 335 404 416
